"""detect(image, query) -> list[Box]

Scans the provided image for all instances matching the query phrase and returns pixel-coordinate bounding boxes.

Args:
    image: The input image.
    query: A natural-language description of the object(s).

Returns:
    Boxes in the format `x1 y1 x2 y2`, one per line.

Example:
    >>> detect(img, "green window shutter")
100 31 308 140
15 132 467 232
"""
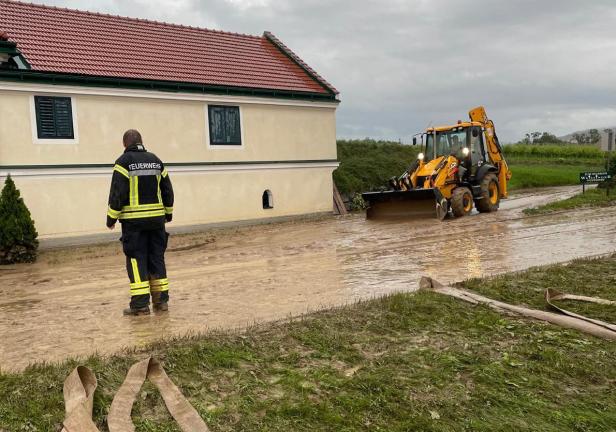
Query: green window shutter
208 105 241 145
34 96 74 139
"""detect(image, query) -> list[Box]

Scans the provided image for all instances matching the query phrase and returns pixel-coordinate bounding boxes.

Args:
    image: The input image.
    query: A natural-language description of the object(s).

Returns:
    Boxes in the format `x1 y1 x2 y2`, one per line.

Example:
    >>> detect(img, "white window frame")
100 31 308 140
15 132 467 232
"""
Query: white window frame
29 94 79 145
205 103 245 150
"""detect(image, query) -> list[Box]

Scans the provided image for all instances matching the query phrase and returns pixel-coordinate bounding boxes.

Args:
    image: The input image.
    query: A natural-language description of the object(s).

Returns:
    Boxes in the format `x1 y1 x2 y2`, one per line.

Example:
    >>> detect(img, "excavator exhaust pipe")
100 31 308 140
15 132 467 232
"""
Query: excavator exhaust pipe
362 189 447 220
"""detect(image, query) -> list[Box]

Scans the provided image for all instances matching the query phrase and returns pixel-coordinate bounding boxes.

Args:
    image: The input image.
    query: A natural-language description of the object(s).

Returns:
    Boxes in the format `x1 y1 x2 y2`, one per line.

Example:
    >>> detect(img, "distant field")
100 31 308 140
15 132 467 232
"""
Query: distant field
508 162 604 190
335 140 608 195
502 144 605 160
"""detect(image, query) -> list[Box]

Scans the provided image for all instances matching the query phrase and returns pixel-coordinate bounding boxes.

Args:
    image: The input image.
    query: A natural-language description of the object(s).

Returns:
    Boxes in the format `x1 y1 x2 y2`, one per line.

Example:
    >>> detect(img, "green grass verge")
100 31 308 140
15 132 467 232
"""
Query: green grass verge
462 254 616 326
508 162 604 190
2 257 616 431
524 188 616 215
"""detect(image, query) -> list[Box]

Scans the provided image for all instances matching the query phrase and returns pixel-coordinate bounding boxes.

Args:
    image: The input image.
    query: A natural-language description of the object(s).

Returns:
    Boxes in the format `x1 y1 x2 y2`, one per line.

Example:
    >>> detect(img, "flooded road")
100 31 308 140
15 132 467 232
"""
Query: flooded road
1 186 615 371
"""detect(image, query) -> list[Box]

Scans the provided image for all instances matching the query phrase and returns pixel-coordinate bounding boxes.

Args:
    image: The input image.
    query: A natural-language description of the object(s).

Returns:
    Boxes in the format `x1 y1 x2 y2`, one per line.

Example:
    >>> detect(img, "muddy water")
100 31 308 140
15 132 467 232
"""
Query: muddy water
1 186 615 371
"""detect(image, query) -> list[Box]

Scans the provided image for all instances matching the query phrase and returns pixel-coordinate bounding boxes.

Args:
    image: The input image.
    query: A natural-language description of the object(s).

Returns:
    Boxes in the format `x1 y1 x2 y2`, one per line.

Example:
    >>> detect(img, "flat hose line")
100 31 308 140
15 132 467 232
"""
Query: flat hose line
61 357 209 432
419 277 616 341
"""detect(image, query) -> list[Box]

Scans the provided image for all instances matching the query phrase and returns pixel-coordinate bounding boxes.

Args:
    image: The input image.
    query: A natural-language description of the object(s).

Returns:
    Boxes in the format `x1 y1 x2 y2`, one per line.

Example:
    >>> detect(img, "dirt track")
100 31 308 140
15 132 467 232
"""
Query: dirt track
1 186 615 371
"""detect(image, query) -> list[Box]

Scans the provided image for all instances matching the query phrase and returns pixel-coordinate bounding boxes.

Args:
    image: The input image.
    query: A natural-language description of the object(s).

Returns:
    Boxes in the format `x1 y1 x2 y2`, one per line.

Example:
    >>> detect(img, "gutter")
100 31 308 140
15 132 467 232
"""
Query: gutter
0 69 338 102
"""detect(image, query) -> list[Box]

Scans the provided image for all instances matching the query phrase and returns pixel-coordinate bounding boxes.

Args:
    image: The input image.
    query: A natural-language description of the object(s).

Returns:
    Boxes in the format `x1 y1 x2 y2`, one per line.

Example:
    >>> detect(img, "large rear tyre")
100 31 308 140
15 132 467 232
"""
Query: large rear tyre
450 187 473 218
475 173 500 213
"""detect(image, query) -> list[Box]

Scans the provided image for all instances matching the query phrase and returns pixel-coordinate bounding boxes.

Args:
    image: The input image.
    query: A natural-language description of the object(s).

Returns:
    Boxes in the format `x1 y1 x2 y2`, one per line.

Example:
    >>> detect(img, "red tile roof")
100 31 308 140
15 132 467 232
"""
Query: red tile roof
0 0 337 95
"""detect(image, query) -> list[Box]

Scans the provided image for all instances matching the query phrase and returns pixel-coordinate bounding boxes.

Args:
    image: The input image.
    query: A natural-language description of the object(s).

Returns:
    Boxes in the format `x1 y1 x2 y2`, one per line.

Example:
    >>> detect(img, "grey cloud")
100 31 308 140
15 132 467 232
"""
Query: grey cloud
26 0 616 141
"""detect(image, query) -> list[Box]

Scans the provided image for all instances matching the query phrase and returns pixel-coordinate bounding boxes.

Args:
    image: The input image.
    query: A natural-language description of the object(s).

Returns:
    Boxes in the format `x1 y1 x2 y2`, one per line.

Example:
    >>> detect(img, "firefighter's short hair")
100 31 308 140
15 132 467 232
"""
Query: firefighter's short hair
123 129 143 147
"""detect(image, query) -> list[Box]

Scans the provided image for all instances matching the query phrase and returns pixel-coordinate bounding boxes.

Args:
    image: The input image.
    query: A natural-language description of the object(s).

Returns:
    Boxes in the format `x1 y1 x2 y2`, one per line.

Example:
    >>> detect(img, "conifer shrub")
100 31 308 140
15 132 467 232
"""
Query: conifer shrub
0 175 38 264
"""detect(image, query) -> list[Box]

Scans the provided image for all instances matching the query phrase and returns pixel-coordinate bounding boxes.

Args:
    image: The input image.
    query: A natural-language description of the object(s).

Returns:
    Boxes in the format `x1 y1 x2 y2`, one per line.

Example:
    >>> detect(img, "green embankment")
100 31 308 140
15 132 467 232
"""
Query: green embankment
1 256 616 431
524 187 616 215
333 139 418 196
334 140 608 197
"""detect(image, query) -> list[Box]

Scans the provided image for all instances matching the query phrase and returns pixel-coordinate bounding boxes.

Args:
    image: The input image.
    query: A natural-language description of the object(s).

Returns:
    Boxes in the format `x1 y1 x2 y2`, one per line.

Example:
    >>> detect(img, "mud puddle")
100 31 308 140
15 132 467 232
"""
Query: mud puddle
1 186 615 371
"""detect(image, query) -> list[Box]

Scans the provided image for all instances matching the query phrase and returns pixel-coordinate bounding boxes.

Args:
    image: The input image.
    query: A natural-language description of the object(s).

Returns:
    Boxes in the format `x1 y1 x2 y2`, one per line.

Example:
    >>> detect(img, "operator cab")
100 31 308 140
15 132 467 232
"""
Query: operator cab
419 124 487 177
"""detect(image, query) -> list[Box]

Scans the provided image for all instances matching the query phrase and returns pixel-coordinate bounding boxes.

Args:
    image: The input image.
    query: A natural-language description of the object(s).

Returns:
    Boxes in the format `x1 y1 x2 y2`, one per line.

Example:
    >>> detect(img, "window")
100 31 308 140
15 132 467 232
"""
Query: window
262 190 273 209
34 96 74 139
208 105 241 146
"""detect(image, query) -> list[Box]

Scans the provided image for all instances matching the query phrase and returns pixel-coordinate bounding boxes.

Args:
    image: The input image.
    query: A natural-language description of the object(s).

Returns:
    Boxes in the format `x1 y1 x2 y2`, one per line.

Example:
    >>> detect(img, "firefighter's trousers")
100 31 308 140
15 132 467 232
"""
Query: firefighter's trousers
121 225 169 309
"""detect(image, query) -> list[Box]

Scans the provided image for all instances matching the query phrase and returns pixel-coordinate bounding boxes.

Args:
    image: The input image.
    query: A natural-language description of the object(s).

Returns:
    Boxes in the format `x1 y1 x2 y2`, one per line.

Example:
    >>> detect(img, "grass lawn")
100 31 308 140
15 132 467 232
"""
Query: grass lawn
1 257 616 431
524 187 616 215
508 162 605 190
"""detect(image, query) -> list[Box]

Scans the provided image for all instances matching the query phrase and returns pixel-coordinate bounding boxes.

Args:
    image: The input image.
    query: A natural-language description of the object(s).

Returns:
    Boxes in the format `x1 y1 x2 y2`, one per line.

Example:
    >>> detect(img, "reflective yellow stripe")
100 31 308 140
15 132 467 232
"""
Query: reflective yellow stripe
156 284 169 292
131 258 141 284
129 176 140 207
129 177 134 206
161 168 169 178
157 175 162 204
122 203 164 212
150 278 169 286
107 207 121 218
114 164 129 178
130 287 150 296
134 176 139 205
130 279 150 296
119 209 166 220
150 278 169 293
164 207 173 215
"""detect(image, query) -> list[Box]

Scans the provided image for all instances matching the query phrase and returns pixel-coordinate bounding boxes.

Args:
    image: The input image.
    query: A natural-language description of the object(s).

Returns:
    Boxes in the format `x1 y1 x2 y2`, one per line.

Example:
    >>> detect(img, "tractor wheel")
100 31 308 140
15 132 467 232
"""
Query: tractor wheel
475 173 500 213
450 186 474 218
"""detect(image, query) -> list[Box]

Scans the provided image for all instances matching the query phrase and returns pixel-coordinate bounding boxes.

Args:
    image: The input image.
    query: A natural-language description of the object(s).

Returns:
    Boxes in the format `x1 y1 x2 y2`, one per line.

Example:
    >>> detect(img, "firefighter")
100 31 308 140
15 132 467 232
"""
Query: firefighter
106 129 174 316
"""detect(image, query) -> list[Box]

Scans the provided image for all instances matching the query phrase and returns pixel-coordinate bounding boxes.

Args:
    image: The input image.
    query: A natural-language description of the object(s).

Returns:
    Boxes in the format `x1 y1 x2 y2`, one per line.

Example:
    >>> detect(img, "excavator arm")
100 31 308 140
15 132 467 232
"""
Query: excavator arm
469 106 512 197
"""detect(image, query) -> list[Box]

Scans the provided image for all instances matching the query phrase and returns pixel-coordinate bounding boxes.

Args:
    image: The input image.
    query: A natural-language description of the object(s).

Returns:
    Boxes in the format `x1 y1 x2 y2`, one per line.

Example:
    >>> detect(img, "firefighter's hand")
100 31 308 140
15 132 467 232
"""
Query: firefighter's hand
108 224 116 230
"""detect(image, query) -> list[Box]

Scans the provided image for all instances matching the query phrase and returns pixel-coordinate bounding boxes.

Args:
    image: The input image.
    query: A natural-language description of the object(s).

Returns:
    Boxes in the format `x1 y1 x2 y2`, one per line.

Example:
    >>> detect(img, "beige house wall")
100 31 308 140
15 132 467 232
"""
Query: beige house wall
0 83 339 238
11 167 335 239
0 89 337 164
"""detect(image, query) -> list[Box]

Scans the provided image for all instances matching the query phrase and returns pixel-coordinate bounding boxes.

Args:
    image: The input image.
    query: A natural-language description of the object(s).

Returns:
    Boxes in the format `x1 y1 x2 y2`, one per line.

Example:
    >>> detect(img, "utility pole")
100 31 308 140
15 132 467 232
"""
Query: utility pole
604 129 613 171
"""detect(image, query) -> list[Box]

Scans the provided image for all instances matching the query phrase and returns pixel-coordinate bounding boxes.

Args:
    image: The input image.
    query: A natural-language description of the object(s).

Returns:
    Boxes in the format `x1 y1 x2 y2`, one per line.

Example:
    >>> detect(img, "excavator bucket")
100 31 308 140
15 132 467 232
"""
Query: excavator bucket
362 189 447 220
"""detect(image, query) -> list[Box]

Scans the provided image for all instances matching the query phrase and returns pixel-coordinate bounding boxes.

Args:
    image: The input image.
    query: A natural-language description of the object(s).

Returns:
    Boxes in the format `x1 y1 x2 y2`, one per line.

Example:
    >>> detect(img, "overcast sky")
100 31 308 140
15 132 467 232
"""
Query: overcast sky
28 0 616 142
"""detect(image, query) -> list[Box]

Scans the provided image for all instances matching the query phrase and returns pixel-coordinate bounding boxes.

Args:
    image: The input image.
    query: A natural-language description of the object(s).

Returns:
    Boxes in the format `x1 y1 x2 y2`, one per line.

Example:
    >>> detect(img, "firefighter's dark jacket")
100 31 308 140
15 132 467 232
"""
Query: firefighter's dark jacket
107 144 174 229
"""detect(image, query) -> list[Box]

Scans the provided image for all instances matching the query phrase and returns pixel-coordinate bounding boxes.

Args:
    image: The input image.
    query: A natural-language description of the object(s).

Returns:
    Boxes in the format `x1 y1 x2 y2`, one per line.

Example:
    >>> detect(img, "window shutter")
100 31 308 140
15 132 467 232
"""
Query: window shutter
226 107 241 144
53 98 74 138
209 106 225 144
208 105 241 145
35 96 56 138
34 96 74 139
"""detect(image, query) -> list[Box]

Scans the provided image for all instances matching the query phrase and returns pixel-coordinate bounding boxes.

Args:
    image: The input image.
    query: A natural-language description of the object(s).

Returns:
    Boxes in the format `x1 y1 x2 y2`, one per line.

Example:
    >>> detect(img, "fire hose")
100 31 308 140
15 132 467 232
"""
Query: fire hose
419 277 616 341
61 357 209 432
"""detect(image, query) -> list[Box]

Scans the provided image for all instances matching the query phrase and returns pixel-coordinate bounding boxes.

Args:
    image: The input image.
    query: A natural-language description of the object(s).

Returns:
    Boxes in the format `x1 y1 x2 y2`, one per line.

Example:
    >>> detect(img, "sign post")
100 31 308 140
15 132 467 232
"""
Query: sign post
579 171 612 194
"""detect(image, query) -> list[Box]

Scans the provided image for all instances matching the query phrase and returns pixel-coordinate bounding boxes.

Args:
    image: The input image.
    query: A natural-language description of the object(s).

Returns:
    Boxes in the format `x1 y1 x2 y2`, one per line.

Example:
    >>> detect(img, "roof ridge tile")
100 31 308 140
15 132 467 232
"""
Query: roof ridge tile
0 0 262 39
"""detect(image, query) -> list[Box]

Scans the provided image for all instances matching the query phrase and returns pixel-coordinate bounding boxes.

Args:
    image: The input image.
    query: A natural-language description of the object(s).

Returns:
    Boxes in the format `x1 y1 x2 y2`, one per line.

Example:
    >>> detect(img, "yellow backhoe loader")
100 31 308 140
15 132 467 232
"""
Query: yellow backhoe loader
362 106 511 220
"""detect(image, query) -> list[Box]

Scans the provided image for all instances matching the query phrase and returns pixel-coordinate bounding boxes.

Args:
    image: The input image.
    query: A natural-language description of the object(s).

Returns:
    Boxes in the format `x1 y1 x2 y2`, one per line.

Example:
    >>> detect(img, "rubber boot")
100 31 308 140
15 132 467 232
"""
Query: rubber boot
123 306 150 316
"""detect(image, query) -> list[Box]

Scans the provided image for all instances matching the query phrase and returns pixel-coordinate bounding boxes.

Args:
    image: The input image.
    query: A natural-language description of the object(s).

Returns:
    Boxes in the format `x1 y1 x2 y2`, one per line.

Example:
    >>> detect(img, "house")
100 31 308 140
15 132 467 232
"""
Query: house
0 0 339 240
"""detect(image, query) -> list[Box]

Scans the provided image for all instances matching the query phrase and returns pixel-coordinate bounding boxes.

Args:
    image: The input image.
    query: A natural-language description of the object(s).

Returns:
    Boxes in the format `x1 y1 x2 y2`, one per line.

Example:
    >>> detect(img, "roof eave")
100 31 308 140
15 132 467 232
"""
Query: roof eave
0 69 340 102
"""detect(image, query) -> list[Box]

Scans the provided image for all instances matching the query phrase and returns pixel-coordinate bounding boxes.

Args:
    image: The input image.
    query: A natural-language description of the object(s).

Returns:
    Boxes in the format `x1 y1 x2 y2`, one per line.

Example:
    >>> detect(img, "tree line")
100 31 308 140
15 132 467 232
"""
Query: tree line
520 129 601 145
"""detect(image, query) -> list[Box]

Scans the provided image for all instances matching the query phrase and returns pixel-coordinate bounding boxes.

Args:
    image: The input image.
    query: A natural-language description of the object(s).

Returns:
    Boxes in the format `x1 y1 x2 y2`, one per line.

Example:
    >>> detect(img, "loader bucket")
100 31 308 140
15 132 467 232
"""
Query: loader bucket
362 189 446 220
